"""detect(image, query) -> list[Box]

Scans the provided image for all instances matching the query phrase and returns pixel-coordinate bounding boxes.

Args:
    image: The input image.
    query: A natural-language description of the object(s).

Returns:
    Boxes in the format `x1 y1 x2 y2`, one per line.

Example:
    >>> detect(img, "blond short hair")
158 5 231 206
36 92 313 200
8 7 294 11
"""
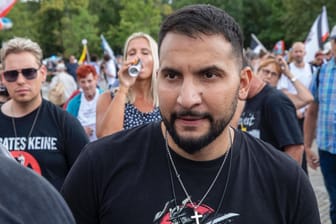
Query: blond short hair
0 37 43 69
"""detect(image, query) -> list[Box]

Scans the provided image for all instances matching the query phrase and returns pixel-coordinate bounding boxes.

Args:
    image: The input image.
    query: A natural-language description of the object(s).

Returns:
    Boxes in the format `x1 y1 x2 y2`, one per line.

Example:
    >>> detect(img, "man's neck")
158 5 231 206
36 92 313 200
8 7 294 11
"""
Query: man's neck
294 61 305 68
161 123 233 161
85 90 96 101
8 97 42 118
247 76 265 99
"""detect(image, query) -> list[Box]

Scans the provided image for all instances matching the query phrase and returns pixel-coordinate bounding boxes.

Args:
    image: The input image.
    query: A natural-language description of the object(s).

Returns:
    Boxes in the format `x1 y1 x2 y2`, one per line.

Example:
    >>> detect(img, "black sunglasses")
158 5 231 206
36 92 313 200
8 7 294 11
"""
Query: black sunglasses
3 67 39 82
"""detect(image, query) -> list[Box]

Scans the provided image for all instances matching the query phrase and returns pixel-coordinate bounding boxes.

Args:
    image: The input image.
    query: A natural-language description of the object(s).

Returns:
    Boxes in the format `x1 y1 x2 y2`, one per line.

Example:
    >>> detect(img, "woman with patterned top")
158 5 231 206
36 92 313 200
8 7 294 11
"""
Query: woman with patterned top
96 32 161 137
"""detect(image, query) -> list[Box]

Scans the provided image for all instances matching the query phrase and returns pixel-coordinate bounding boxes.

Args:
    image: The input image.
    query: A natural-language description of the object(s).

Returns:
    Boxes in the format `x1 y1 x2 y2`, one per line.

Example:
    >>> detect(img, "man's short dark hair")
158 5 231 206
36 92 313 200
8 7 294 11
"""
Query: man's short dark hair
158 4 244 67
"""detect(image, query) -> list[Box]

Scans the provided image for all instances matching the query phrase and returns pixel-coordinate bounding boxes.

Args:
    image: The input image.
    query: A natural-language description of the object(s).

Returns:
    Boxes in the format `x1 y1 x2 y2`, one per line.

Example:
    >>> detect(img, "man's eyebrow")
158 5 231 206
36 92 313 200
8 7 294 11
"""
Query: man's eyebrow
159 65 226 75
159 67 181 75
197 65 224 74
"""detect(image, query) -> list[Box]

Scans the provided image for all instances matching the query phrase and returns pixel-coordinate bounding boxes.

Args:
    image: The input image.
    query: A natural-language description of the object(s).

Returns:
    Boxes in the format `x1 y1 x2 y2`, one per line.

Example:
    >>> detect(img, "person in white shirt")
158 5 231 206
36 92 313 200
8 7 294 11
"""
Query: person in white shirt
102 54 118 90
277 42 313 123
277 42 313 95
66 64 103 141
277 42 313 173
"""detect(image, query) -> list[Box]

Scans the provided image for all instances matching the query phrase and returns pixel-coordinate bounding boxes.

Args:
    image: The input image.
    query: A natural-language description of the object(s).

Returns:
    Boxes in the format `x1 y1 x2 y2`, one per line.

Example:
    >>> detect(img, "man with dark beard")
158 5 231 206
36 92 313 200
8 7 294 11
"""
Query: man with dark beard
61 4 320 224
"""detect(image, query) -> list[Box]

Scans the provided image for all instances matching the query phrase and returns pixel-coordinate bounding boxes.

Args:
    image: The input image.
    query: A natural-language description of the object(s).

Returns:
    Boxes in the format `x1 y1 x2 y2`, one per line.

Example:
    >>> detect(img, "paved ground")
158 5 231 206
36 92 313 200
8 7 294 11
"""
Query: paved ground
309 142 331 224
309 166 331 223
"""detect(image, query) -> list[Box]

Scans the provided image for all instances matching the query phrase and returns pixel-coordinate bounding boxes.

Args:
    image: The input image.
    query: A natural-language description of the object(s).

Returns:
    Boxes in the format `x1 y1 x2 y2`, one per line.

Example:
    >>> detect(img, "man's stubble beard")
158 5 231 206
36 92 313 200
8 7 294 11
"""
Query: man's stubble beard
161 89 238 155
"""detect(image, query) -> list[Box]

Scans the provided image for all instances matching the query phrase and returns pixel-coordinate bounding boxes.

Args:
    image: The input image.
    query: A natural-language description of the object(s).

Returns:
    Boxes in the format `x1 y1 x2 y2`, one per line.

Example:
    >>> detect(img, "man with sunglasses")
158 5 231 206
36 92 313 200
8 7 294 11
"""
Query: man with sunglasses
0 37 89 191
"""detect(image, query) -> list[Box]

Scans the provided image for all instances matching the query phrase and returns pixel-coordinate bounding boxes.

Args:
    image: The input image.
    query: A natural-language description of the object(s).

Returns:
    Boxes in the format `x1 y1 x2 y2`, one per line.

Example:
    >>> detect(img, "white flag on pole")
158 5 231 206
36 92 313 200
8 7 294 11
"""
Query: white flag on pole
0 0 17 17
100 34 116 61
304 6 329 63
250 33 267 55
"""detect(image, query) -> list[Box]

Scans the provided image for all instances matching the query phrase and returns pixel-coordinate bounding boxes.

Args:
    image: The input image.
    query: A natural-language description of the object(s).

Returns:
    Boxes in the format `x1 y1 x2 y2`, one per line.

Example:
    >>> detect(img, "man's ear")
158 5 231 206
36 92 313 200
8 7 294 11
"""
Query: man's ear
238 66 252 100
39 65 48 82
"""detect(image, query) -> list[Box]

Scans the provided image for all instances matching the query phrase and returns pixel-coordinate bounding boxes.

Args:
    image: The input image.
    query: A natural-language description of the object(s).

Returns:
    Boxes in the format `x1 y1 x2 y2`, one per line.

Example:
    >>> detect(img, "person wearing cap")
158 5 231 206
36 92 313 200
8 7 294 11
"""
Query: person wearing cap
310 50 325 70
323 41 333 61
304 24 336 224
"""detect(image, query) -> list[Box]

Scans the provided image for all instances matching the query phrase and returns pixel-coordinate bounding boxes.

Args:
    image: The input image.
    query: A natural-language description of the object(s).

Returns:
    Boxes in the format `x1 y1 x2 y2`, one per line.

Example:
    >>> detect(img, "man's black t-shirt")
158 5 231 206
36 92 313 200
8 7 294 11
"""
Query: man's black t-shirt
239 85 303 150
62 122 320 224
0 99 89 190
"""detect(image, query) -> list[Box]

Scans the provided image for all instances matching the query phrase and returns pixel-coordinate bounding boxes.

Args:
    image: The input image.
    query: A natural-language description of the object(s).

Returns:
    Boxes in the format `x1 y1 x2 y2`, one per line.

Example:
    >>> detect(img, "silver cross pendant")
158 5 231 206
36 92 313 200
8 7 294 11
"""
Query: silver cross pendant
191 210 203 224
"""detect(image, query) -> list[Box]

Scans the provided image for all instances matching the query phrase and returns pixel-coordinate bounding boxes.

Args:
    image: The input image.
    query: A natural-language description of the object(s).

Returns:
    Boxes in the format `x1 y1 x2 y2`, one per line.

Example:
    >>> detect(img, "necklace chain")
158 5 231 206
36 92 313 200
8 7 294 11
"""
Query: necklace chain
165 128 232 210
11 104 42 143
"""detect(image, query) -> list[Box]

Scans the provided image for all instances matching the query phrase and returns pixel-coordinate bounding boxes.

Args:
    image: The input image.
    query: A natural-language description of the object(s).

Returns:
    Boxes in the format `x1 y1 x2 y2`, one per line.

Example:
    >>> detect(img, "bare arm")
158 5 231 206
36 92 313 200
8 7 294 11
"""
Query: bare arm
283 144 304 165
96 87 129 138
303 102 319 169
96 59 138 138
277 56 313 109
281 75 313 109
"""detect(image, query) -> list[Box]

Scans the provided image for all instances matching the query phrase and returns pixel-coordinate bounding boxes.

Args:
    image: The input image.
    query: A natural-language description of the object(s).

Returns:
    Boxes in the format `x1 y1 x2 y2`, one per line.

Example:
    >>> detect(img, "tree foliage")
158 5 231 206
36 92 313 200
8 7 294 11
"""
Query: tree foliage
0 0 335 59
281 0 336 47
104 0 163 55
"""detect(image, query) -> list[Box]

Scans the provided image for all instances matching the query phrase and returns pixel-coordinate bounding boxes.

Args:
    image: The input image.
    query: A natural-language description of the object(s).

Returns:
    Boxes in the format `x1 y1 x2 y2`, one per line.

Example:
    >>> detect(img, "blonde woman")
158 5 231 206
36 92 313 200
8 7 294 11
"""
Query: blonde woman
96 32 160 138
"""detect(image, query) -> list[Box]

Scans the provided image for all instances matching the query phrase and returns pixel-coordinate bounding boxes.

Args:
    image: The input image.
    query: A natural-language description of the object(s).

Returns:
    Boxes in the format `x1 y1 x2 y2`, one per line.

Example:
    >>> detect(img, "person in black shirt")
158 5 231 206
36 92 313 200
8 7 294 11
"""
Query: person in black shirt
62 4 320 224
66 55 79 81
0 37 89 190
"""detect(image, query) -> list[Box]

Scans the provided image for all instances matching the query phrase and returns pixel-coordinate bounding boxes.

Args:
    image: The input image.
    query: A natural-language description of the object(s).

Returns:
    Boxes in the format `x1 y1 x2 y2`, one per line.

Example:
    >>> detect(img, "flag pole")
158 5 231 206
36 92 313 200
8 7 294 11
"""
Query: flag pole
304 6 329 62
79 39 91 64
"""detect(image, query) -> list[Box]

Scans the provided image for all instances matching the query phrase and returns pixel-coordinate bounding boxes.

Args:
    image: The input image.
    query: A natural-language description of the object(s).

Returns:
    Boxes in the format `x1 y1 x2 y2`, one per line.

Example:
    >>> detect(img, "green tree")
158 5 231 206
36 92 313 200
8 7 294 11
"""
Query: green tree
282 0 336 47
88 0 122 37
37 7 64 57
2 0 335 60
60 8 99 58
170 0 335 51
241 0 284 50
38 0 98 58
105 0 163 54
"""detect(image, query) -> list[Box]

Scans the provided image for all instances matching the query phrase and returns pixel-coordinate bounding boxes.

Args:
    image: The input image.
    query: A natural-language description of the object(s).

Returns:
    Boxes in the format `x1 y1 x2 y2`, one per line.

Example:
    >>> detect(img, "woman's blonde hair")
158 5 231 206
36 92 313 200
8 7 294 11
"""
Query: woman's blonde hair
123 32 159 107
257 58 281 78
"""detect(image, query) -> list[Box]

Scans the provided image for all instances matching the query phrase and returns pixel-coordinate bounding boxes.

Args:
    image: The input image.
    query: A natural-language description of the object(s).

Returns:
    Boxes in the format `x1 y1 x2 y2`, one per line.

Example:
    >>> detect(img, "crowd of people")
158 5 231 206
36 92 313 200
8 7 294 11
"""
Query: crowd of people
241 27 336 223
0 3 335 224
